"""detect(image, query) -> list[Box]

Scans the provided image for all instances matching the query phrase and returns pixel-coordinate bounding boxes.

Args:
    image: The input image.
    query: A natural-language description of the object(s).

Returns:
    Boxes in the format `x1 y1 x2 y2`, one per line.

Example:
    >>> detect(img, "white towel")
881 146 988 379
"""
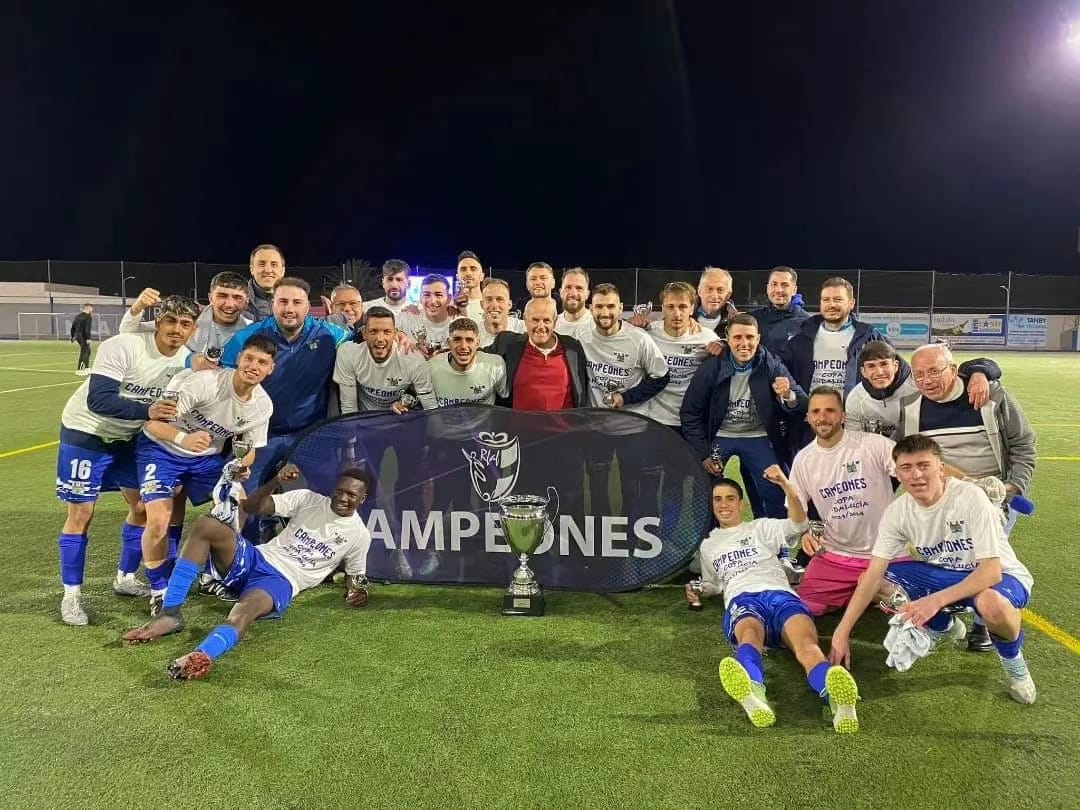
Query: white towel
882 613 933 672
965 476 1008 525
209 464 246 531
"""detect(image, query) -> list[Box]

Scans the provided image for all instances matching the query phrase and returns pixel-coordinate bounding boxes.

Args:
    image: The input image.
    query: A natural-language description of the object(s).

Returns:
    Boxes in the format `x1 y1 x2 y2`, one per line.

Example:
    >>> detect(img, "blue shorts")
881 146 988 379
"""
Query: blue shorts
56 427 138 503
136 436 226 505
886 560 1030 613
723 589 813 648
217 534 295 617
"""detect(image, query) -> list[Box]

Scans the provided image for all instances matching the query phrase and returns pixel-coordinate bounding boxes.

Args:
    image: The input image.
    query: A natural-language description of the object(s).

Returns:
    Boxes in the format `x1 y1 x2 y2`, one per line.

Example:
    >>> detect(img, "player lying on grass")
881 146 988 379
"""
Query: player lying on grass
123 462 373 680
688 467 860 732
828 434 1037 704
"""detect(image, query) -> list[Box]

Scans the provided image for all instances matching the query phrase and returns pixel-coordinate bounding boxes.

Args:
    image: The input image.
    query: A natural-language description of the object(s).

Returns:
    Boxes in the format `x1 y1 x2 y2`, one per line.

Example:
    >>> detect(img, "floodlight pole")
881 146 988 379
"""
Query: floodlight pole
1001 271 1012 347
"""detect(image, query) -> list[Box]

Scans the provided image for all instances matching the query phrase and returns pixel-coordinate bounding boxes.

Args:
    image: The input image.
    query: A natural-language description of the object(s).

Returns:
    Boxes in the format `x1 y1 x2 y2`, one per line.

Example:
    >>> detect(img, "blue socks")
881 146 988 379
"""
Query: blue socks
163 559 201 610
118 523 143 574
992 629 1024 660
196 624 240 661
926 611 954 632
167 525 183 562
145 562 171 593
59 533 88 585
808 661 830 699
735 643 765 685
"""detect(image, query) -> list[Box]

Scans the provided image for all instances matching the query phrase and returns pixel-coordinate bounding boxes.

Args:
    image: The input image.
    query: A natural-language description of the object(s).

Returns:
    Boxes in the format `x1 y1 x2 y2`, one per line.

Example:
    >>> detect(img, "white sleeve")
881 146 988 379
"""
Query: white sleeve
340 530 373 578
91 335 137 382
871 501 909 560
119 310 154 334
877 435 897 477
270 490 323 518
333 344 360 414
493 356 509 398
246 396 271 449
641 335 670 378
757 519 803 554
965 488 1008 561
697 545 722 598
844 389 866 432
410 358 438 410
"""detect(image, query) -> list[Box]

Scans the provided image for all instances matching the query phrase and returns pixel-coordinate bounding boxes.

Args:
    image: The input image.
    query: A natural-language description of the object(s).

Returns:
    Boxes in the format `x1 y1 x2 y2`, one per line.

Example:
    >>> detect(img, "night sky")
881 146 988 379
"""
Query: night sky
3 1 1079 273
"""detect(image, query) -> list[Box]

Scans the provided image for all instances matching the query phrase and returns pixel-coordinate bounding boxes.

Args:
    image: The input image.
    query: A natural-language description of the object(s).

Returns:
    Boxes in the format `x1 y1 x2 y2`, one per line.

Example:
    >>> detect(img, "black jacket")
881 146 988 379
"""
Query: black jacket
747 302 811 355
243 279 274 322
70 312 92 342
484 331 589 408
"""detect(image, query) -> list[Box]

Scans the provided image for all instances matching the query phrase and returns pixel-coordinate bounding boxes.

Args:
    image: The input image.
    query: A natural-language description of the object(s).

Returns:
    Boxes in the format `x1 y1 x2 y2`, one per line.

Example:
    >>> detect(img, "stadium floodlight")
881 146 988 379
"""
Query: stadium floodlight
1067 21 1080 52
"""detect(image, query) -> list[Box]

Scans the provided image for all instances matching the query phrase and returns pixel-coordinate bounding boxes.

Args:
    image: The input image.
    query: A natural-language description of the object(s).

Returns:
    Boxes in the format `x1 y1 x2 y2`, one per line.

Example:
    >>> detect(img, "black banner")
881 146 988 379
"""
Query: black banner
286 406 712 592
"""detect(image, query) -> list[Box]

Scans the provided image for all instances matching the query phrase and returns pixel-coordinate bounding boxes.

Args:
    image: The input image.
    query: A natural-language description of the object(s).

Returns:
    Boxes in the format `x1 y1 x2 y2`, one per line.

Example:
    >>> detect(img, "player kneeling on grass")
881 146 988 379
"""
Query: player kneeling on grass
690 467 860 733
828 434 1037 705
122 462 373 680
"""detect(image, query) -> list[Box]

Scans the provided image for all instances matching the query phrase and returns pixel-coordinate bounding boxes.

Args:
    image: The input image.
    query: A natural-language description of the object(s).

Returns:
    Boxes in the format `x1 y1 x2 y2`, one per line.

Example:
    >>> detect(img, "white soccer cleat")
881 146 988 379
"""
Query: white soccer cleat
1007 674 1037 705
60 593 89 626
112 572 151 598
826 666 860 734
718 657 775 728
928 617 967 650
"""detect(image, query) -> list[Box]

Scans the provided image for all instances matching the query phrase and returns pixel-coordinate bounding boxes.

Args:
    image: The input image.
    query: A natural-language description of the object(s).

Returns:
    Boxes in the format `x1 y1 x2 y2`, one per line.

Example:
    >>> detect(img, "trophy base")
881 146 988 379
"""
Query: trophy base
502 589 545 616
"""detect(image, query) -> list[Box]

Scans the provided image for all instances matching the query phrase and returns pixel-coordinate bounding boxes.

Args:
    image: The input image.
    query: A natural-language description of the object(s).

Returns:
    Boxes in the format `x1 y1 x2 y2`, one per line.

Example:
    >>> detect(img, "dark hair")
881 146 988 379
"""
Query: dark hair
363 305 396 326
338 465 374 494
859 340 897 365
273 276 311 295
526 261 554 276
712 477 745 501
726 312 759 332
156 295 201 320
250 244 285 265
808 385 844 409
421 274 448 290
382 259 411 277
591 282 621 299
481 277 511 293
209 271 249 293
449 317 479 334
769 266 798 284
457 250 480 264
240 333 278 359
821 276 855 298
892 434 942 462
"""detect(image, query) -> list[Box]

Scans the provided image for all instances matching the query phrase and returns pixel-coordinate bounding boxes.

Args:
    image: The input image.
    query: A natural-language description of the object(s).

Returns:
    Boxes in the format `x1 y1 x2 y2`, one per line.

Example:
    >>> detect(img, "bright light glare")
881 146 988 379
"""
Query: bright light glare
1066 21 1080 54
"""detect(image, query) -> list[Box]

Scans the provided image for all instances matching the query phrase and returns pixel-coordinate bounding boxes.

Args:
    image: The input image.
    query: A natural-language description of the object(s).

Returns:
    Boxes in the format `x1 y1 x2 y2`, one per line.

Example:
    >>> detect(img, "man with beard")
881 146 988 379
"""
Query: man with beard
787 387 899 616
478 278 525 348
399 275 454 358
245 244 286 321
681 313 806 519
220 277 350 540
515 261 561 315
334 307 437 414
428 318 508 406
749 266 811 355
845 341 998 438
453 250 486 322
695 267 738 335
555 267 593 339
120 272 253 363
366 259 411 315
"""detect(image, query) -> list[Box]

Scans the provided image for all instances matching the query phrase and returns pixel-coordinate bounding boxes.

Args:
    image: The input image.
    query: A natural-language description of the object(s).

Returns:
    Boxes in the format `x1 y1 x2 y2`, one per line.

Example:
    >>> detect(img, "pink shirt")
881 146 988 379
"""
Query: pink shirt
789 430 897 558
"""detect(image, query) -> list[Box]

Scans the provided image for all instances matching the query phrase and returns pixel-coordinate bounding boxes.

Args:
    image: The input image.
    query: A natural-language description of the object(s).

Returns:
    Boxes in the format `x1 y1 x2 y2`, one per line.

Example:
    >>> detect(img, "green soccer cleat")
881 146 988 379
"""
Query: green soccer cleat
826 666 860 734
719 657 775 728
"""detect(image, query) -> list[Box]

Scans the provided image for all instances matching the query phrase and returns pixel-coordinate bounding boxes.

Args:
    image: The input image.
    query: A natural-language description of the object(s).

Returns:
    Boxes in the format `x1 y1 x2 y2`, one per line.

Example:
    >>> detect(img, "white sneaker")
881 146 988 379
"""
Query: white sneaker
929 617 967 650
112 572 150 597
61 593 89 626
1007 673 1037 705
718 657 776 728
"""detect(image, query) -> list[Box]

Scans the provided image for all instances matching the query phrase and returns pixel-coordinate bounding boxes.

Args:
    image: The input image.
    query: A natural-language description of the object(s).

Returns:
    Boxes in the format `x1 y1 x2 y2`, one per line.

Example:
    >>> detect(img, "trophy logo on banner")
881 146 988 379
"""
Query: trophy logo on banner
463 431 521 504
498 488 559 616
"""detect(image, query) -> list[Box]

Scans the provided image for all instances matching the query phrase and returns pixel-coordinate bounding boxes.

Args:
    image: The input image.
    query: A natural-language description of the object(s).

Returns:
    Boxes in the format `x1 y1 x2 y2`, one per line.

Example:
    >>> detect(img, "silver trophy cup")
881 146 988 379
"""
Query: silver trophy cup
225 436 254 481
414 326 429 353
633 301 653 318
204 345 223 362
687 578 705 611
161 390 180 405
601 379 623 408
500 489 559 616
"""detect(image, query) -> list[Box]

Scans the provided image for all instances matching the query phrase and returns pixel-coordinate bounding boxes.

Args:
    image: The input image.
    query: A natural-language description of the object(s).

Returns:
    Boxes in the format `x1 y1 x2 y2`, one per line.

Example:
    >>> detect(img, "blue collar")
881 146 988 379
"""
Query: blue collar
269 315 316 345
729 353 756 373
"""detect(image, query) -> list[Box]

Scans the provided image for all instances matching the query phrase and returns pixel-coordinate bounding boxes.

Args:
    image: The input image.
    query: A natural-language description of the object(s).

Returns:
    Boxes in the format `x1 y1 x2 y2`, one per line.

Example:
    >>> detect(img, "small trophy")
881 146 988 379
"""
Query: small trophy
708 444 724 474
808 519 827 556
225 435 254 481
601 379 623 408
398 392 419 410
414 326 429 353
204 345 223 362
865 418 882 435
687 579 705 611
633 301 653 318
500 489 559 616
161 390 180 405
509 309 523 321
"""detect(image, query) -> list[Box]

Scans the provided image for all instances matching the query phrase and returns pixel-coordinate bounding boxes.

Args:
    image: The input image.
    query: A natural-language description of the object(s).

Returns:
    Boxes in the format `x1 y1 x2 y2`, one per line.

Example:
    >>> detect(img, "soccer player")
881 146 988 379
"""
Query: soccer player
787 387 898 615
514 261 561 315
245 244 286 321
692 468 860 732
122 463 373 680
897 342 1036 652
694 267 738 334
399 275 454 357
554 267 593 339
680 313 806 518
366 259 411 315
334 306 437 413
828 435 1037 705
428 317 508 405
70 303 93 374
845 341 998 437
748 266 810 354
55 295 198 625
454 250 485 322
477 278 525 348
220 276 350 540
135 334 276 614
120 271 253 361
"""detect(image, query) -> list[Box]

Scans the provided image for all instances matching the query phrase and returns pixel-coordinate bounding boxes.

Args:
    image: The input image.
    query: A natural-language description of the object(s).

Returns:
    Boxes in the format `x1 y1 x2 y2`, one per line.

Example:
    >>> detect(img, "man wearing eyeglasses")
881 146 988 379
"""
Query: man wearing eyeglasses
896 342 1036 652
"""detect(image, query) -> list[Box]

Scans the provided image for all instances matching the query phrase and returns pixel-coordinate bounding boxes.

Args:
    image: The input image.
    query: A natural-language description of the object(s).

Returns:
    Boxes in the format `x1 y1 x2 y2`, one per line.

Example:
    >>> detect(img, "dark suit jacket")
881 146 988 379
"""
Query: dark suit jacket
484 331 590 408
